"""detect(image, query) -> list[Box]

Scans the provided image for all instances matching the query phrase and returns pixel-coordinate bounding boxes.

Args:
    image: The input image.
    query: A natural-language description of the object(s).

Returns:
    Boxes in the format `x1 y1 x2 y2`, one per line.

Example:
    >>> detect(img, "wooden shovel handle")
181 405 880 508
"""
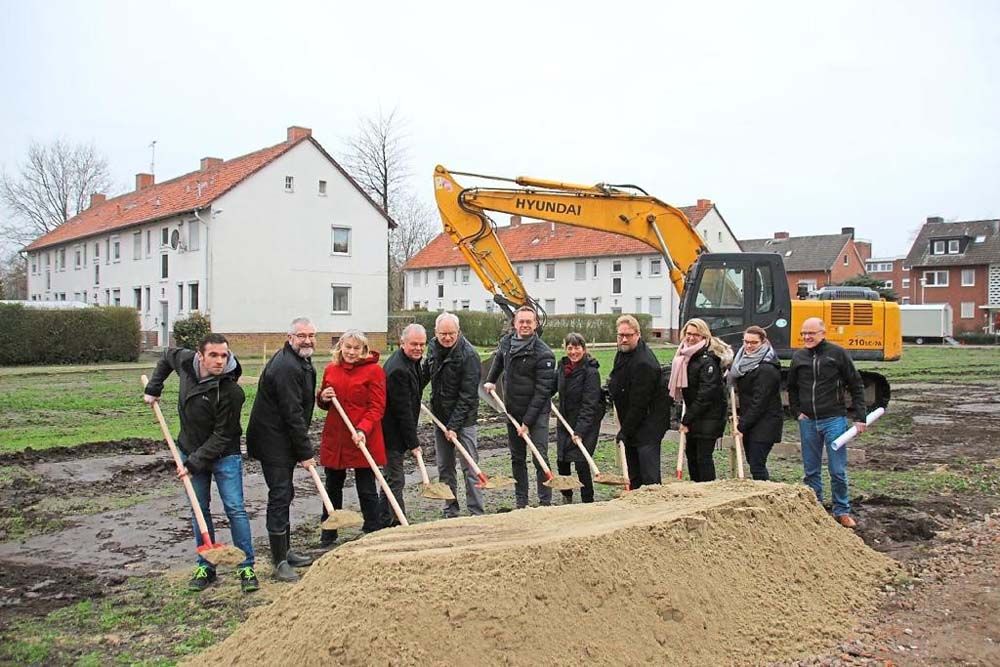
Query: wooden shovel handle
413 447 432 485
489 390 552 479
329 394 409 527
141 375 214 542
728 387 746 479
550 401 602 477
307 464 337 517
676 401 687 480
617 440 631 490
420 404 485 478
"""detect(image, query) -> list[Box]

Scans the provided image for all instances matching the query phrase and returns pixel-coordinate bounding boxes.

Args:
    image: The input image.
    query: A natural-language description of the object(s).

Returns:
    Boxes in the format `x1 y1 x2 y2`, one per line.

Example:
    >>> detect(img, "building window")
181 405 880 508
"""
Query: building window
884 280 893 289
145 287 151 313
161 254 169 279
544 299 556 313
650 258 662 276
575 261 586 280
134 288 142 311
635 297 642 312
961 269 975 286
285 176 294 192
423 270 428 286
931 240 945 254
592 298 599 314
611 306 623 315
460 300 470 310
177 284 184 312
188 222 200 251
901 297 910 304
331 226 351 255
413 301 421 310
452 299 458 311
948 239 960 254
635 258 643 277
574 298 586 314
74 248 82 269
94 242 100 259
843 254 849 266
516 264 523 277
94 264 100 285
961 302 975 319
544 263 555 280
58 248 66 270
923 270 948 286
146 230 151 256
112 239 120 261
437 284 444 298
611 259 621 273
649 297 662 316
436 270 444 282
412 272 420 286
534 264 541 281
30 255 37 274
461 267 470 283
318 180 327 195
133 233 142 259
331 285 351 313
161 227 169 247
592 260 598 278
112 289 121 306
902 278 910 288
612 277 622 294
485 300 494 312
45 271 50 290
452 268 458 284
189 283 199 311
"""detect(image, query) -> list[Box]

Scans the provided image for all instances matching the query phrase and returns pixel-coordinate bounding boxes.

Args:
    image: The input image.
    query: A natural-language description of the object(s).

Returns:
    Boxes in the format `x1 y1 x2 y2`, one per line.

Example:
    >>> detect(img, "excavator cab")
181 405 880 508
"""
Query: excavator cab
681 253 793 354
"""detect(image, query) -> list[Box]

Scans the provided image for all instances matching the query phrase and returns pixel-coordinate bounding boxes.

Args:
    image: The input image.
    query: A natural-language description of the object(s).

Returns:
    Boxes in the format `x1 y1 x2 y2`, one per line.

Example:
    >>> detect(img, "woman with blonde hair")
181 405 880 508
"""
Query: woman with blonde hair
316 329 386 541
668 318 730 482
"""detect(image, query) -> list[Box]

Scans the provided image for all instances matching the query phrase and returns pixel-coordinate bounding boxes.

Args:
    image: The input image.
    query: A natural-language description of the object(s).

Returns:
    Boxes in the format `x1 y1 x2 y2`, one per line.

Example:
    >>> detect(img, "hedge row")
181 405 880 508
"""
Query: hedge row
955 331 1000 345
0 304 141 365
388 311 652 347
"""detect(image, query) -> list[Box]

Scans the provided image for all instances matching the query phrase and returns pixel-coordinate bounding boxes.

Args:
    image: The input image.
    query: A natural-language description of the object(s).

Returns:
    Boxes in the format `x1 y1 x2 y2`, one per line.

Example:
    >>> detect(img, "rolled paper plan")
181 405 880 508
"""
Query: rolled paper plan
831 407 885 450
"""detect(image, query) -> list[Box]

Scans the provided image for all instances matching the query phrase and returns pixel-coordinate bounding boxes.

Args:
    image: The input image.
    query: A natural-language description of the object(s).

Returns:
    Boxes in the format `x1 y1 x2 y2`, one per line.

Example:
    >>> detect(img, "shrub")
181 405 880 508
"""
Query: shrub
955 331 1000 345
0 304 140 365
173 312 213 350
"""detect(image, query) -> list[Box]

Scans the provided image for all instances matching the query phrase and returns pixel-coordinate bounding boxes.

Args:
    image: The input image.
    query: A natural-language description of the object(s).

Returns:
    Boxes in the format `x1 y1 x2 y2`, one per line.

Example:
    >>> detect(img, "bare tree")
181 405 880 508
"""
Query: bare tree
1 139 115 247
0 250 27 300
388 192 438 309
342 108 410 215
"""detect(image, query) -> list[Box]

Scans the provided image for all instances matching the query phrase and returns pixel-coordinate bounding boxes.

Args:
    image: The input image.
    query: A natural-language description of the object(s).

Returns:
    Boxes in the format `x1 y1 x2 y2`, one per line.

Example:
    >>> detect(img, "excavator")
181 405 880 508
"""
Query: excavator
432 165 900 409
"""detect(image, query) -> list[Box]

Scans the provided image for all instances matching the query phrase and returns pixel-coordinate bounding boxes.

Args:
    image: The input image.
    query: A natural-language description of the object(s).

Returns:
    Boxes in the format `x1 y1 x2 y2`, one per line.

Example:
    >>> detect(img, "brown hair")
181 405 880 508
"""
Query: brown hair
744 325 768 342
563 332 587 348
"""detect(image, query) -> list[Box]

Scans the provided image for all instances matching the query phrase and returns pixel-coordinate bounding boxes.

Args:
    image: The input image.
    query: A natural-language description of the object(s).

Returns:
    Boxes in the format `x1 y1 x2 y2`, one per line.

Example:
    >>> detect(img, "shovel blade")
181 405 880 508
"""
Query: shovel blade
198 543 246 566
322 510 364 530
594 473 628 487
420 482 456 501
480 475 516 490
543 475 584 491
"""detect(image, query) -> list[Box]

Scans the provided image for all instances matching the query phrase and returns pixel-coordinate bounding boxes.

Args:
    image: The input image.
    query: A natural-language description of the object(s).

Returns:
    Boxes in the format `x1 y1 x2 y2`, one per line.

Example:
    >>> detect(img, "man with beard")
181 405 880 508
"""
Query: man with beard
484 306 556 508
246 317 318 582
607 315 670 488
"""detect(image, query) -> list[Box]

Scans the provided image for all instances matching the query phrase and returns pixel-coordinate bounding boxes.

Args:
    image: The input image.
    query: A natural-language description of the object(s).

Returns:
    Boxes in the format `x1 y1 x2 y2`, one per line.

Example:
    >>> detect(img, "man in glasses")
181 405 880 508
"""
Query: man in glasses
247 317 318 581
787 317 867 529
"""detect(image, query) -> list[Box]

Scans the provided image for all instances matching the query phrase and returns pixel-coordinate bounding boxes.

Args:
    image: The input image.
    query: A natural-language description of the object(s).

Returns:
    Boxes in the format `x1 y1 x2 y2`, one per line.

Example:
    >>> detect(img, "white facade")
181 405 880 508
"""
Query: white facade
403 209 740 333
25 140 388 343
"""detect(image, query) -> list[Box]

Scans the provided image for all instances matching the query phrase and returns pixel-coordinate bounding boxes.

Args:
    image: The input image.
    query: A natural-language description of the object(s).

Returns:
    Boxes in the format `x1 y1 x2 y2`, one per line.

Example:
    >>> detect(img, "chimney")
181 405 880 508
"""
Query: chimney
841 226 855 239
287 126 312 142
774 231 790 240
697 198 713 210
855 240 872 262
510 215 522 228
926 216 944 224
135 173 155 191
200 157 222 171
89 193 106 209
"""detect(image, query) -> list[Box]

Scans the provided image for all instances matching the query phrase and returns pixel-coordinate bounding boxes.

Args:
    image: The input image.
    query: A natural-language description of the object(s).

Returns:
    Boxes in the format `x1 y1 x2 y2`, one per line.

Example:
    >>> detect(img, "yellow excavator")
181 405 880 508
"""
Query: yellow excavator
432 165 900 408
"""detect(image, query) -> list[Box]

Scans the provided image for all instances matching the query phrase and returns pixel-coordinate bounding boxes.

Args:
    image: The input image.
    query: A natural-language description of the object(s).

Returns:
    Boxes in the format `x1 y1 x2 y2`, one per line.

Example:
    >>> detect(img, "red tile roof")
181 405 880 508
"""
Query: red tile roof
404 204 713 269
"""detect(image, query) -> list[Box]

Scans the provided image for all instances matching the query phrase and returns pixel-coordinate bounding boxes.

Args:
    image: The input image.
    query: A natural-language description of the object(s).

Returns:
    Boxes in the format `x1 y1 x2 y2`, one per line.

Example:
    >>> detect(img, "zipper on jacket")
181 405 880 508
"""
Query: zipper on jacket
810 351 818 419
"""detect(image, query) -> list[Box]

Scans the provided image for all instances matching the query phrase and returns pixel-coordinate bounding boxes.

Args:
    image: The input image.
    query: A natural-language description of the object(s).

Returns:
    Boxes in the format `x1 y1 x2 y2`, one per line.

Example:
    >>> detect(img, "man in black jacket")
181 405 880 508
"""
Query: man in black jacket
608 315 670 488
246 317 317 581
484 306 556 508
376 323 427 529
788 317 867 528
143 333 258 593
425 312 484 517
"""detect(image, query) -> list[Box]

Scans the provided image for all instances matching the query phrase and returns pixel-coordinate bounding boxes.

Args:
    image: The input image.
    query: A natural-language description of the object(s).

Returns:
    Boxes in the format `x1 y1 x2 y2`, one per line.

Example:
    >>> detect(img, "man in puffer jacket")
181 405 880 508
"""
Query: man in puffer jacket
484 306 556 508
143 333 258 594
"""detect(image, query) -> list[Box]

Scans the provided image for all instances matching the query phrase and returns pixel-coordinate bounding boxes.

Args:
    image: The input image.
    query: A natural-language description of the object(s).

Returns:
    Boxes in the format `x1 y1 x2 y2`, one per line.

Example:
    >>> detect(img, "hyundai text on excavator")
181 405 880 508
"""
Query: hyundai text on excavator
432 165 900 409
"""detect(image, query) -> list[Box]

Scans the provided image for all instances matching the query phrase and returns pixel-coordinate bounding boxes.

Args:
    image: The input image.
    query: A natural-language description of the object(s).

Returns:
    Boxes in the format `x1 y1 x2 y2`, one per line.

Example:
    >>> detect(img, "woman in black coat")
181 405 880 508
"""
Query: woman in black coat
729 325 783 480
554 333 605 503
669 318 729 482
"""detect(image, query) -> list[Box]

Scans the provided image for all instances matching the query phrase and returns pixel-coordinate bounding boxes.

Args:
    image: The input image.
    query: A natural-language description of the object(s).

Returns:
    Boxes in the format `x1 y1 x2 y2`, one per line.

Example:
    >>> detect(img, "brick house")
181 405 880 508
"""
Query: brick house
739 227 870 296
865 256 910 302
903 216 1000 335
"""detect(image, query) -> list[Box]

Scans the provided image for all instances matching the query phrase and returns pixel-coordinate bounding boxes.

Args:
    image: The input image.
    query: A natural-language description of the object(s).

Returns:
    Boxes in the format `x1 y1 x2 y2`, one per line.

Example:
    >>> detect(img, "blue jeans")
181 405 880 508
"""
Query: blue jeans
181 452 254 568
798 416 851 516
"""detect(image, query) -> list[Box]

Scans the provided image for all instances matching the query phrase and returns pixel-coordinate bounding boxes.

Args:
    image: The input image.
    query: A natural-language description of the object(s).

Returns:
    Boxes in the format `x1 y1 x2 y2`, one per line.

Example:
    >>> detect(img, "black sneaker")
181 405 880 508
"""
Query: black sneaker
237 566 260 593
187 565 216 592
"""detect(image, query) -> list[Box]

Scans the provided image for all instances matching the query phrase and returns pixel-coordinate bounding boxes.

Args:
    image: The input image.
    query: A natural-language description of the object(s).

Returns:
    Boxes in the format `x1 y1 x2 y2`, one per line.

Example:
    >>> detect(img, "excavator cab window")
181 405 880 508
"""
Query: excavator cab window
693 265 746 331
755 263 775 313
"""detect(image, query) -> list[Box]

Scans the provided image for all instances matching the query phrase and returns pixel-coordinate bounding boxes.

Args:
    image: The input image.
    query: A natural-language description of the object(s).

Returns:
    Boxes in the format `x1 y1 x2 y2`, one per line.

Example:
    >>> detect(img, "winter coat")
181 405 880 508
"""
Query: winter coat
680 346 727 439
734 359 784 443
381 348 422 453
246 342 317 466
144 348 245 474
608 338 671 448
317 352 387 469
485 333 556 427
554 355 605 462
787 339 867 422
424 335 481 431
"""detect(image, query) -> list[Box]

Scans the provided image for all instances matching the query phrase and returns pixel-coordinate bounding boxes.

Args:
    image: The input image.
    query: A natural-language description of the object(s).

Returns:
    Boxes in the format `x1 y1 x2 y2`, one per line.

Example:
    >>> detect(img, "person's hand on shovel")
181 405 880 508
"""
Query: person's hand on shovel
572 434 583 449
175 463 189 480
143 394 159 406
483 382 495 394
516 423 529 437
299 457 316 470
320 386 336 402
352 430 367 449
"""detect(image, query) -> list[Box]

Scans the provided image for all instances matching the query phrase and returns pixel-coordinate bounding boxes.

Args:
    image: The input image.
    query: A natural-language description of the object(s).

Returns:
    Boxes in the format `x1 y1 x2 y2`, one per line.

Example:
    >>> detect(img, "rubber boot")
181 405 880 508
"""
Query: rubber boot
285 527 313 567
268 531 299 583
320 529 338 547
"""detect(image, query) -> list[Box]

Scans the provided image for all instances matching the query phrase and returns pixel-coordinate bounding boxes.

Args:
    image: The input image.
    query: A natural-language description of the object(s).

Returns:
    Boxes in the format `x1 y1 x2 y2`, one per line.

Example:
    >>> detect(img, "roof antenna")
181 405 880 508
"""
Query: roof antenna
148 140 157 176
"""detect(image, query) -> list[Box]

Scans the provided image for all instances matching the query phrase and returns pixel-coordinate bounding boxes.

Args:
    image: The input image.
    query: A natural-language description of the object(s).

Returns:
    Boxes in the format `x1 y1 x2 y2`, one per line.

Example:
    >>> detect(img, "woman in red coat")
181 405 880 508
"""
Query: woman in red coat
316 329 386 541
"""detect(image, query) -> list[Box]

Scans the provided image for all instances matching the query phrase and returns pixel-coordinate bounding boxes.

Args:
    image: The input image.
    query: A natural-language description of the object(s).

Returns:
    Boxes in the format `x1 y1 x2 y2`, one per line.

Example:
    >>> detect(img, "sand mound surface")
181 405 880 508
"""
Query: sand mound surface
192 481 896 666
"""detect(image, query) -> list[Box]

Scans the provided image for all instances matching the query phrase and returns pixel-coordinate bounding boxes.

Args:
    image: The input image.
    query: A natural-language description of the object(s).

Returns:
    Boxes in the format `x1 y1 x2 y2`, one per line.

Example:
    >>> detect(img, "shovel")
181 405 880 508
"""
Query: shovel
488 389 581 491
675 401 687 480
328 394 409 527
140 375 245 567
421 404 515 490
550 402 627 486
728 387 746 479
305 464 364 530
413 447 456 500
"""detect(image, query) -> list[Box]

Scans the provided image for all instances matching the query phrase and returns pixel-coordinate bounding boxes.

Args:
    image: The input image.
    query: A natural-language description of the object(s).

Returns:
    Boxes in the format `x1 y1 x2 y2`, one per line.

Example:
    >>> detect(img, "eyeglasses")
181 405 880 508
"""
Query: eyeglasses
743 339 762 345
616 332 637 339
800 330 822 336
292 333 317 340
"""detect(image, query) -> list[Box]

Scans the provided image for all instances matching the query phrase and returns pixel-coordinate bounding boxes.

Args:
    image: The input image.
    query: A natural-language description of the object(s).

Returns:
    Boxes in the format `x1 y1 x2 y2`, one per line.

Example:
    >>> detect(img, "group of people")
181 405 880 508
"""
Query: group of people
143 308 869 594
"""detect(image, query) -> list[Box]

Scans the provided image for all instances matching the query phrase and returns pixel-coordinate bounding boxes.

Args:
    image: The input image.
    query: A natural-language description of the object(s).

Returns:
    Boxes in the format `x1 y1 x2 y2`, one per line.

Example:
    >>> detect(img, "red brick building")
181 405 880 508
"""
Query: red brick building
865 256 910 302
740 227 870 296
903 217 1000 335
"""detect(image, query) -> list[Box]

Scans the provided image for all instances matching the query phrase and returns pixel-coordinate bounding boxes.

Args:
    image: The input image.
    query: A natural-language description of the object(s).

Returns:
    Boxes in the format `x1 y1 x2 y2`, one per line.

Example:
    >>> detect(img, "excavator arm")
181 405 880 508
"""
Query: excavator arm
432 165 707 316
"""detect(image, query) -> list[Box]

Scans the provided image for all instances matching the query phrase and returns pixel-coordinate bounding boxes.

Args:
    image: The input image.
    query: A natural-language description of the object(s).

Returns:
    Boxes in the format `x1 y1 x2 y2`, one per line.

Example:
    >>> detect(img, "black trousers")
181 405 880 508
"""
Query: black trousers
743 439 775 481
261 462 296 535
324 467 380 532
685 435 717 482
624 443 662 489
377 447 407 527
557 460 594 502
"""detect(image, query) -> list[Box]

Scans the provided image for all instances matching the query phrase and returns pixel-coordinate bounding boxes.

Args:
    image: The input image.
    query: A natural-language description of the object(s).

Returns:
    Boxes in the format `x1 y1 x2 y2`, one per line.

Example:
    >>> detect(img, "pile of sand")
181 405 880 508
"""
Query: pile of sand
193 481 896 666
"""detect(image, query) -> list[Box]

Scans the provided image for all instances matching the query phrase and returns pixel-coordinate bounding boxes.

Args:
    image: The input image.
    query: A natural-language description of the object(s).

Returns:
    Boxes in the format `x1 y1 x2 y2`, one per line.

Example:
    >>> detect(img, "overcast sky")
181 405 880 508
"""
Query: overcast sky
2 0 998 258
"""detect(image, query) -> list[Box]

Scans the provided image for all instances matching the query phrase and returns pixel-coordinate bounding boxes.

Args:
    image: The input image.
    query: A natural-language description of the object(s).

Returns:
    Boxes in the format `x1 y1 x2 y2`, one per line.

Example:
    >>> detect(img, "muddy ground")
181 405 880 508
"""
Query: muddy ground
2 382 999 665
